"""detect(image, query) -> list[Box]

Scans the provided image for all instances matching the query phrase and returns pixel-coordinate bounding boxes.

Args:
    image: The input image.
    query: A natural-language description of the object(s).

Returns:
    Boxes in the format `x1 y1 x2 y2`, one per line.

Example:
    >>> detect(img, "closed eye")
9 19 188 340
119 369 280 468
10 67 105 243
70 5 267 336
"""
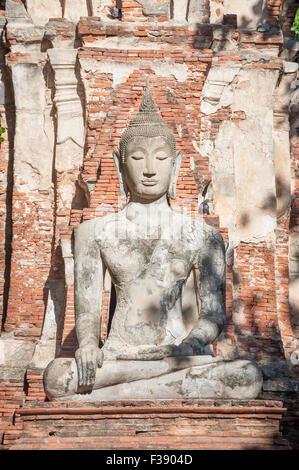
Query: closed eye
156 155 168 160
131 155 144 160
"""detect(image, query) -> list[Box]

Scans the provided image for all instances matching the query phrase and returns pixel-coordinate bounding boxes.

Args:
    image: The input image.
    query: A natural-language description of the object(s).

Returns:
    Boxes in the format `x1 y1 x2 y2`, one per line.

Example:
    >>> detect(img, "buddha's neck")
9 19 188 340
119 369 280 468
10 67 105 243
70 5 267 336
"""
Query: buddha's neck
128 193 170 209
126 194 172 226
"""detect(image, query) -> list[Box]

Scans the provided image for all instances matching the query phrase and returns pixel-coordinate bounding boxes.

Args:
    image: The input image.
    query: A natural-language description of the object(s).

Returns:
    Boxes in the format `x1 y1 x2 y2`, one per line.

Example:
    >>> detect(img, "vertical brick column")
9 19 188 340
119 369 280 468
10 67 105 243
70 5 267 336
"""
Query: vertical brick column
48 48 85 357
289 72 299 376
273 63 298 360
4 57 54 338
0 101 11 330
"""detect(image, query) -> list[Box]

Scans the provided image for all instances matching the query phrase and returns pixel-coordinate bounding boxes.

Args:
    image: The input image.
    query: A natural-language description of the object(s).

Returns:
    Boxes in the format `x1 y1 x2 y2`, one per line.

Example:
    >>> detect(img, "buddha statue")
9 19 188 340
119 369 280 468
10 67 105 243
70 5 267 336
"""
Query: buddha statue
44 84 263 401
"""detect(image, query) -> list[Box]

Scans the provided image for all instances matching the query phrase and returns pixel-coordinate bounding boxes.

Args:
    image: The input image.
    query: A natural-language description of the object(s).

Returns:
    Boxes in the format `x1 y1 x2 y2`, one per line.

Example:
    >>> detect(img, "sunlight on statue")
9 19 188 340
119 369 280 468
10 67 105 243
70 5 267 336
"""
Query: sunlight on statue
44 83 263 401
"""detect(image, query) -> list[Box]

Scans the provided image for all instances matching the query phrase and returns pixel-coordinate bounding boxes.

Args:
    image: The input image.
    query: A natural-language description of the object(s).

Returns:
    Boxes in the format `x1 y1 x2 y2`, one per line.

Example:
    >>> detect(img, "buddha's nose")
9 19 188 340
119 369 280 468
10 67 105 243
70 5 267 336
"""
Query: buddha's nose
143 158 156 178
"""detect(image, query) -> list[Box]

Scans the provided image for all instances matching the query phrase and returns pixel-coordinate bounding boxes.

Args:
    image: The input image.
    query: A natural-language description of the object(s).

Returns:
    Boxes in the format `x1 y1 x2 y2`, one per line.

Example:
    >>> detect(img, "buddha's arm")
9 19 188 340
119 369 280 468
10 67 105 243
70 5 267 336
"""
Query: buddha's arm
74 220 104 388
183 226 226 351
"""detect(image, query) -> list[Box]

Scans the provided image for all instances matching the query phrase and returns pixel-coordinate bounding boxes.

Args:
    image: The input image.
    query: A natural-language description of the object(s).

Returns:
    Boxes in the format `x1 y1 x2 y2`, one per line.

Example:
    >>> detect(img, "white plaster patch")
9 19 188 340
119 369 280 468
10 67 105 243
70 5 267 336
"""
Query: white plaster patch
151 60 188 83
209 120 237 236
84 37 170 50
26 0 62 26
0 339 35 368
231 68 279 243
191 139 201 156
0 341 5 365
201 66 240 115
60 181 75 204
283 61 299 74
232 305 247 327
172 0 188 22
81 59 136 88
80 59 189 88
223 0 267 29
189 155 195 171
210 0 224 24
64 0 89 23
199 120 213 158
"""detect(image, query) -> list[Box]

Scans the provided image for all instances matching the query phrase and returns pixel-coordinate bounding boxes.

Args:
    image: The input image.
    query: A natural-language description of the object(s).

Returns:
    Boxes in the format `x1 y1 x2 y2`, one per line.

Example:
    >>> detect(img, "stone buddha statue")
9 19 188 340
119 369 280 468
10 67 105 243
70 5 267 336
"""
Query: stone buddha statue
44 84 263 401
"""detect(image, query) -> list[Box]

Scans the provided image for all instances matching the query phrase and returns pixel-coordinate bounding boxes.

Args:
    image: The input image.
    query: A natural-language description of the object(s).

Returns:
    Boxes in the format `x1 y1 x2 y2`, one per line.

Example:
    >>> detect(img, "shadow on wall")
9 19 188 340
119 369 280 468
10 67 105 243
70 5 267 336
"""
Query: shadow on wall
1 57 15 332
235 431 291 449
236 0 268 29
289 200 299 333
59 326 78 358
111 0 275 27
190 0 297 52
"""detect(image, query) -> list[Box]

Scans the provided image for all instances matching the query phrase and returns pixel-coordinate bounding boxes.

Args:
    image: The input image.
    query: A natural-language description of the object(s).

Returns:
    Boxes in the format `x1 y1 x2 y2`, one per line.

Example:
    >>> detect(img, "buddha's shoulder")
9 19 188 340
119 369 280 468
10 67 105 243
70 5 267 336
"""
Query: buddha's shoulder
75 212 124 238
171 212 224 245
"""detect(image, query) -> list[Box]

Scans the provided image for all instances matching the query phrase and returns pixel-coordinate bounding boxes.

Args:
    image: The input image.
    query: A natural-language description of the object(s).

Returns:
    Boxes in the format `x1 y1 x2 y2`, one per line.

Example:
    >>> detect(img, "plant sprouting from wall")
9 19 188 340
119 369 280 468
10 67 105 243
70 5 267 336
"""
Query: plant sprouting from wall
0 126 5 143
292 7 299 40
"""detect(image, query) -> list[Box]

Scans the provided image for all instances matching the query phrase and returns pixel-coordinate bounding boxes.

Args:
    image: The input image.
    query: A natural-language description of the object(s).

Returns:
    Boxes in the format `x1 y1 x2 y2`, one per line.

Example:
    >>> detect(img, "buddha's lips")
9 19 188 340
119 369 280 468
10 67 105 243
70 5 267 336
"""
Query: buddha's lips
142 180 158 186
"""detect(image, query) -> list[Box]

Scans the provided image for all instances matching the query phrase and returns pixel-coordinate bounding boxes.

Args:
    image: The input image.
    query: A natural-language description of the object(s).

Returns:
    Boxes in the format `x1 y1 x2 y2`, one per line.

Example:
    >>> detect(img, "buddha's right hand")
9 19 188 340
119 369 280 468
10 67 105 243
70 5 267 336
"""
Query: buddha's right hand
75 345 104 388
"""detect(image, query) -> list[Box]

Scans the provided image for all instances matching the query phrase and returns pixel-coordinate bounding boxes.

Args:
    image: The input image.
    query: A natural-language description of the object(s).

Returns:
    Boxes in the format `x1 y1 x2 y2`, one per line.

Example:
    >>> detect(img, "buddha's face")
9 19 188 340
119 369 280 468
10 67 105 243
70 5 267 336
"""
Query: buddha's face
122 136 174 200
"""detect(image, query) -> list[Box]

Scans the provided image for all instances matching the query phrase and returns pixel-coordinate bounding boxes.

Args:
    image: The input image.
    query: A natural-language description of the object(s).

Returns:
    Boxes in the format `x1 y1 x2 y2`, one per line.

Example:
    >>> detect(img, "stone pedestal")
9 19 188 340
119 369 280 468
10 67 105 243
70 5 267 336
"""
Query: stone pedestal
5 400 291 450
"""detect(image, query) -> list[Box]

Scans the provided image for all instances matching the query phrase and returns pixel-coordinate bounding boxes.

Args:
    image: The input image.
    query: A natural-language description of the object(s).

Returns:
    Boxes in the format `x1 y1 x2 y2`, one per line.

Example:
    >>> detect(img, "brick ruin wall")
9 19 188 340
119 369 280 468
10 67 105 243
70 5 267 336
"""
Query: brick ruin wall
0 0 299 449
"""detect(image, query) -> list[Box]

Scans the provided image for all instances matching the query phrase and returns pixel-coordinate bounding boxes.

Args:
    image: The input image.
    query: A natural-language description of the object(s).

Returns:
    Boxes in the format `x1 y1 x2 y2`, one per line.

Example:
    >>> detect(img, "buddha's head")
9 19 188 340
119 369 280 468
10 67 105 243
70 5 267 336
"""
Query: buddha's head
113 83 182 201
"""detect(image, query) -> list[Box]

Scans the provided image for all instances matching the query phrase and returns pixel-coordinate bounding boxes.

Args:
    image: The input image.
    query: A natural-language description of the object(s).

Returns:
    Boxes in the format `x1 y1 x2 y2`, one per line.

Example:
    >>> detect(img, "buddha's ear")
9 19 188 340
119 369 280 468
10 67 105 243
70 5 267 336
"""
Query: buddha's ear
168 150 182 200
113 150 128 199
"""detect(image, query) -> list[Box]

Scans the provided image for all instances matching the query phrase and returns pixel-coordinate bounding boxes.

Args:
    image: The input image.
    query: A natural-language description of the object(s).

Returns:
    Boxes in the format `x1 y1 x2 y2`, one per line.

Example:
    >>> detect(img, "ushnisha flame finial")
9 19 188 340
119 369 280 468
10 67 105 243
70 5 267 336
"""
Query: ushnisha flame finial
119 81 176 163
138 80 158 114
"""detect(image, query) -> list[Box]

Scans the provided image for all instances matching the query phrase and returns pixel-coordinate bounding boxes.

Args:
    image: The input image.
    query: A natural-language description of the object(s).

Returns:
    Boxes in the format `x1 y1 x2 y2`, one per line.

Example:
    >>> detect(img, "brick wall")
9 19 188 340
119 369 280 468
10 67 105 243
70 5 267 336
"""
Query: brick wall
1 10 295 374
61 18 291 370
0 0 298 450
7 400 291 450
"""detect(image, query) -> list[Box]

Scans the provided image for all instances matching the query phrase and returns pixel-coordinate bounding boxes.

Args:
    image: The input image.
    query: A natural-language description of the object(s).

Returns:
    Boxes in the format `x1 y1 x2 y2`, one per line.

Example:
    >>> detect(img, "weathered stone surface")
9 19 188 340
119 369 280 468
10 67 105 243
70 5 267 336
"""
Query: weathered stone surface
0 338 35 369
274 62 298 219
0 366 25 382
262 361 298 393
30 280 65 368
61 240 74 287
211 26 239 51
289 231 299 329
64 0 90 23
208 120 237 233
172 0 188 22
135 0 169 17
48 48 85 228
11 61 54 192
5 0 32 23
201 65 240 115
45 356 262 401
45 19 76 49
223 0 268 29
26 0 62 26
231 68 279 244
210 0 224 24
187 0 210 23
0 0 298 448
48 49 85 151
44 85 262 401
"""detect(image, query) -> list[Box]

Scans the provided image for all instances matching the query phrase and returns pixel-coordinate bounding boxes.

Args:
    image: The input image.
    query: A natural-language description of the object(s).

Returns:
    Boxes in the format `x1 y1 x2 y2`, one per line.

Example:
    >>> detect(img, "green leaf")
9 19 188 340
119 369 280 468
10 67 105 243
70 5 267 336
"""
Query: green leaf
291 8 299 40
0 126 6 134
0 137 4 143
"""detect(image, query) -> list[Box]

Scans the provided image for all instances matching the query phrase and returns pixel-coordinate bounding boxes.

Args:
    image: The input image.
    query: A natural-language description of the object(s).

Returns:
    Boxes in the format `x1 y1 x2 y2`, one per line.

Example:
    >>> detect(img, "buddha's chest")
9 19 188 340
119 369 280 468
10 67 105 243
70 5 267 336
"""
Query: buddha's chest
99 235 197 288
